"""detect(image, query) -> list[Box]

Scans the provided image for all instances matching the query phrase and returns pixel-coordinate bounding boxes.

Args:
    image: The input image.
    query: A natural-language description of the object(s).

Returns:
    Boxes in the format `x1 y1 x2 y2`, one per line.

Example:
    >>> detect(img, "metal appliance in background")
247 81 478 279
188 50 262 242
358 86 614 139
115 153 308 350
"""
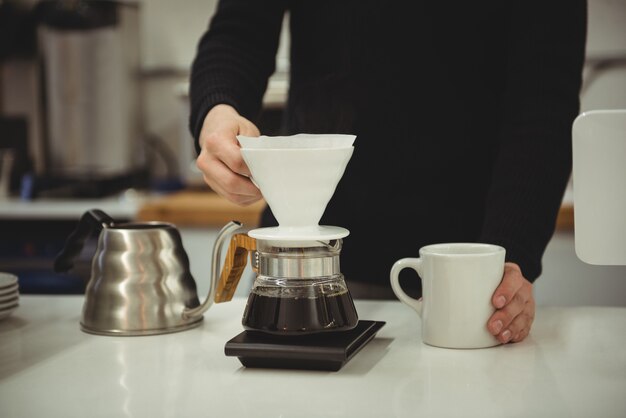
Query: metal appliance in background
38 0 144 195
0 0 145 198
39 0 143 181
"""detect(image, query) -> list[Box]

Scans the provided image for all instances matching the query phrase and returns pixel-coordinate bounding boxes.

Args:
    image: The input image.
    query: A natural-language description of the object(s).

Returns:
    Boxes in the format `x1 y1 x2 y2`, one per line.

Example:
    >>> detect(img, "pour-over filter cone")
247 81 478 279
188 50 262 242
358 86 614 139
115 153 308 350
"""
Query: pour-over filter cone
238 134 355 240
238 133 355 149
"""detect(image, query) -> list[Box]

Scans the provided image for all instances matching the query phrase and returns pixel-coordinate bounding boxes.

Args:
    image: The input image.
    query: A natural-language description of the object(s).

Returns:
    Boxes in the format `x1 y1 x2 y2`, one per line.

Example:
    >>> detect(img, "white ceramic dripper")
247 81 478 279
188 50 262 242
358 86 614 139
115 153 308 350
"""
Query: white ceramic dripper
237 134 355 242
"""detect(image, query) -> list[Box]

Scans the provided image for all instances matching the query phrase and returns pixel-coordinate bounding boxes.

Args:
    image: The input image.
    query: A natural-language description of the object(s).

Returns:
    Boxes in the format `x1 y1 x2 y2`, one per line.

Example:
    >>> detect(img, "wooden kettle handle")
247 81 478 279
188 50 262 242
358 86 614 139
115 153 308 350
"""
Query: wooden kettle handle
214 233 257 303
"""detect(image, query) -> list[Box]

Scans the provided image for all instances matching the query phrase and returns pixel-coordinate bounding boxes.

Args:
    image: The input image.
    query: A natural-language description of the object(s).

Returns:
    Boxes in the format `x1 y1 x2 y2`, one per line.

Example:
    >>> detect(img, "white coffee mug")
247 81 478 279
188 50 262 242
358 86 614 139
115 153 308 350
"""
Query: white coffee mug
390 243 505 349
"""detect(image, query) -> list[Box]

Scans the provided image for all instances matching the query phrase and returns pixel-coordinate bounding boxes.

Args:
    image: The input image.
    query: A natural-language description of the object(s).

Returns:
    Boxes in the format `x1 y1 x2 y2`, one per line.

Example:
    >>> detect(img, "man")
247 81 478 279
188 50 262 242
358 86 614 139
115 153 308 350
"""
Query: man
189 0 587 343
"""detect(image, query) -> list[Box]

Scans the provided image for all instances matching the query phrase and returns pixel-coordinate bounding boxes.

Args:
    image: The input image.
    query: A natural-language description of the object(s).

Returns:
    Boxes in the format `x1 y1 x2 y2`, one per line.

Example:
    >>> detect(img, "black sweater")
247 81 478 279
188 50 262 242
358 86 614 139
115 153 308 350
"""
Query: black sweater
190 0 586 287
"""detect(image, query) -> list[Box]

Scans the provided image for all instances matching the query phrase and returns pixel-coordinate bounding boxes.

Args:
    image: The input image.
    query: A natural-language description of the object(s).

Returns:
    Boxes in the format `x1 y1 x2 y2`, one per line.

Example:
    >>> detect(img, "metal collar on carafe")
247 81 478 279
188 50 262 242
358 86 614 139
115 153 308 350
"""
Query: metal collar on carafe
256 240 342 279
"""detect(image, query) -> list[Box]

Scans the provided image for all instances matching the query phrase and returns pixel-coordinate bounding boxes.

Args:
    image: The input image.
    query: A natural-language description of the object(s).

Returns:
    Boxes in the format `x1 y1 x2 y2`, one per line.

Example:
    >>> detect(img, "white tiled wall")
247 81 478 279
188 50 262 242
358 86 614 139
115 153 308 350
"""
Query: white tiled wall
586 0 626 57
138 0 290 181
139 0 218 70
581 0 626 111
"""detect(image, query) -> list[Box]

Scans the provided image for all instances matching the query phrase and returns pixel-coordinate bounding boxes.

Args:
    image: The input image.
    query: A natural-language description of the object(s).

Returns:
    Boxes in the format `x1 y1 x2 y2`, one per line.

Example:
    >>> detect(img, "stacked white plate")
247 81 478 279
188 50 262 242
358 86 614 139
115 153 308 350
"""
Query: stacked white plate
0 273 19 320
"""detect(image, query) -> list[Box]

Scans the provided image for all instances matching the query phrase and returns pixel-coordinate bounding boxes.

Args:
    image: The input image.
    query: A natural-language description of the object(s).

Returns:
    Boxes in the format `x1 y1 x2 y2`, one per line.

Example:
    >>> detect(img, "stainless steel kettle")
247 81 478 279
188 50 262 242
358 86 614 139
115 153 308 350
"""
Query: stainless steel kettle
54 209 239 336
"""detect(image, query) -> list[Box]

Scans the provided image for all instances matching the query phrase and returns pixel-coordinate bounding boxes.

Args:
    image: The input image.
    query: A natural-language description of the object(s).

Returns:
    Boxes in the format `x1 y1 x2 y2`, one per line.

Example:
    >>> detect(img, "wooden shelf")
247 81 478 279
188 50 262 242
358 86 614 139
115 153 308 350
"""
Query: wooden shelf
556 204 574 231
137 190 265 228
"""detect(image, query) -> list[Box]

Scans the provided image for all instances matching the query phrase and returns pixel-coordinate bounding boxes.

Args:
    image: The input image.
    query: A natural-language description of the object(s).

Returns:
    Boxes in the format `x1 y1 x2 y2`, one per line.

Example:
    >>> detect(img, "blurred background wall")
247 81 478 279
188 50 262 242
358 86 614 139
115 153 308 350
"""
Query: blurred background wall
0 0 625 303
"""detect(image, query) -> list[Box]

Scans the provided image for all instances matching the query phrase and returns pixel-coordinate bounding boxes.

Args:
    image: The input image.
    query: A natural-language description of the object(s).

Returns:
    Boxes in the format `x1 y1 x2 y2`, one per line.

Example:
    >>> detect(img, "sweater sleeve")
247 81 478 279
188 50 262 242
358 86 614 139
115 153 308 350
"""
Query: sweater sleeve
188 0 287 151
479 0 587 281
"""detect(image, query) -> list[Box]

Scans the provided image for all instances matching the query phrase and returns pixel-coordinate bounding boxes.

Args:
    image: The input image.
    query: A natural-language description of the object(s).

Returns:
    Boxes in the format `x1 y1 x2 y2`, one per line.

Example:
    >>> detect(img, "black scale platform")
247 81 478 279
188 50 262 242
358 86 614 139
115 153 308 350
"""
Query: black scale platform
225 320 386 372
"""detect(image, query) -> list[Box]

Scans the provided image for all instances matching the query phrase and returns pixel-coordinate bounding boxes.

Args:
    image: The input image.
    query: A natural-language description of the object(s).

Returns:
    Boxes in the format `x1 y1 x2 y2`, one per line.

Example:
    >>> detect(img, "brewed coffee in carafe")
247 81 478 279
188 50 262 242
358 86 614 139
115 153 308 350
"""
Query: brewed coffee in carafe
241 240 358 335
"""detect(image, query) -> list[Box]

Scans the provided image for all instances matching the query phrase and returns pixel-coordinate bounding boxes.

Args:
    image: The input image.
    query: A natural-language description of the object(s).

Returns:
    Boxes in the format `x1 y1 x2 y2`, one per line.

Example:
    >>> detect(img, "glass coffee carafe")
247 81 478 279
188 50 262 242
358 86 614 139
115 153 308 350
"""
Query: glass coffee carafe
241 239 358 335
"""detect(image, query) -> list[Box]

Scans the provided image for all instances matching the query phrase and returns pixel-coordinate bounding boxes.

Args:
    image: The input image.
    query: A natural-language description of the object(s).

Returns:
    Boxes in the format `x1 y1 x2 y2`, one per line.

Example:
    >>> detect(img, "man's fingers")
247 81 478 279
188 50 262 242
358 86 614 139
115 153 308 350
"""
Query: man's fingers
492 263 524 309
496 299 535 344
484 262 535 344
202 131 252 177
240 120 260 137
195 105 263 205
498 298 535 344
489 290 528 335
197 154 261 205
202 172 262 206
217 144 252 177
511 327 531 343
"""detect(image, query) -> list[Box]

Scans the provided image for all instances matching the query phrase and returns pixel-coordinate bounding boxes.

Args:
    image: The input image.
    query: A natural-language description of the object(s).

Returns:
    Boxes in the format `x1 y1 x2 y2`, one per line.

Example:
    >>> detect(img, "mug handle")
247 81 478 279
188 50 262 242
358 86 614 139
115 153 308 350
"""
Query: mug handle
390 258 423 317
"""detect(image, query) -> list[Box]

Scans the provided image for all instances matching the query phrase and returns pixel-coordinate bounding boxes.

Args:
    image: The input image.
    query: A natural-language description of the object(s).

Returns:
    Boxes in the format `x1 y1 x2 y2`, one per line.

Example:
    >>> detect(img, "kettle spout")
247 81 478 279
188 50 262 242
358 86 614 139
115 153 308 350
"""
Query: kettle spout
183 220 243 319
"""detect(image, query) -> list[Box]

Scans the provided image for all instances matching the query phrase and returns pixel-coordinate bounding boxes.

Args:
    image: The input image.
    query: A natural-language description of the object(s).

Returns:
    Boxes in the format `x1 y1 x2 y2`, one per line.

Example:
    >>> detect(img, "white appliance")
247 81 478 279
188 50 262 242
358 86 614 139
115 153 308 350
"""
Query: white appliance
572 109 626 265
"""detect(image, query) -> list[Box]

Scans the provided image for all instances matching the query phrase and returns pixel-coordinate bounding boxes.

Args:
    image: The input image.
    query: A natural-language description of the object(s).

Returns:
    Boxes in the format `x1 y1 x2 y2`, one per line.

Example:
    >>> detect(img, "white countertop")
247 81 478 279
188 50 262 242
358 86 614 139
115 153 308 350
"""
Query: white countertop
0 192 146 220
1 296 625 418
0 189 160 220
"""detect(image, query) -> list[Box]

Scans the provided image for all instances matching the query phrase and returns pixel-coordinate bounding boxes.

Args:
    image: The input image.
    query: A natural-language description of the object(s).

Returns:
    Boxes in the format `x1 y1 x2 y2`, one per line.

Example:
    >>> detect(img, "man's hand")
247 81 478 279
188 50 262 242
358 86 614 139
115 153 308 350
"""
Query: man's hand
196 104 262 205
488 262 535 344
